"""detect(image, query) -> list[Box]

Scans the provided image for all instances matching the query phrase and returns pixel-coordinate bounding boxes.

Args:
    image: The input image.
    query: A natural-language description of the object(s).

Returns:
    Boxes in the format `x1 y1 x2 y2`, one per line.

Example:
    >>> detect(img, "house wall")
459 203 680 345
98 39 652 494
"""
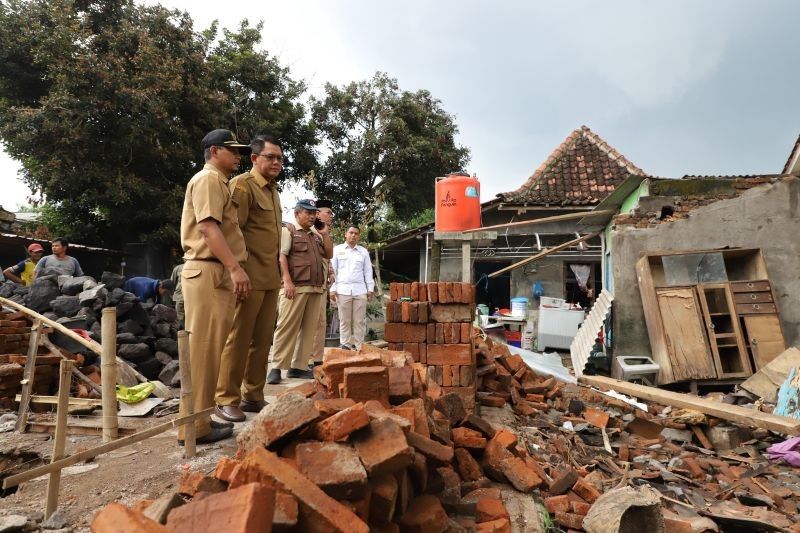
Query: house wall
510 257 565 306
611 177 800 357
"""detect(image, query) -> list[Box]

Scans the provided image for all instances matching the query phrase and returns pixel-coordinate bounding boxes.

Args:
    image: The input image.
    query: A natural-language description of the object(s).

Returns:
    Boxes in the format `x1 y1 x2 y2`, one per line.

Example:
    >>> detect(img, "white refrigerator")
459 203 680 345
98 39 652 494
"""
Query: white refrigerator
537 308 585 351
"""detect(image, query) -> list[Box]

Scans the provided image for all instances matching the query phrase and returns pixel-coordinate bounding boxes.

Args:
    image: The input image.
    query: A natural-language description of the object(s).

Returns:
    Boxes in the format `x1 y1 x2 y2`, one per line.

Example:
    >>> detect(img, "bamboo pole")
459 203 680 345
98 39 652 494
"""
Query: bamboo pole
488 233 599 279
462 209 616 233
100 308 118 442
15 319 43 432
14 395 102 407
45 359 72 519
177 331 195 458
0 296 100 354
3 407 214 490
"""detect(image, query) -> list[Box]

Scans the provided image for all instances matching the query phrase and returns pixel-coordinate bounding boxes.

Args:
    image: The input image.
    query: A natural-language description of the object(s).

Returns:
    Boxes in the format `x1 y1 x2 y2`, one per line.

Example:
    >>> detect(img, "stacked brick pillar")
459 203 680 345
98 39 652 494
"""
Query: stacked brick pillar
384 281 476 412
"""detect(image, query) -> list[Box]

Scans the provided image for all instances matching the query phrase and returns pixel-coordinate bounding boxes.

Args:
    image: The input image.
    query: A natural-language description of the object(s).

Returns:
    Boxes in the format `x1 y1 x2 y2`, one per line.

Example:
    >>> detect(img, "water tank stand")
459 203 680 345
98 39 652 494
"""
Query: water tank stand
432 231 497 284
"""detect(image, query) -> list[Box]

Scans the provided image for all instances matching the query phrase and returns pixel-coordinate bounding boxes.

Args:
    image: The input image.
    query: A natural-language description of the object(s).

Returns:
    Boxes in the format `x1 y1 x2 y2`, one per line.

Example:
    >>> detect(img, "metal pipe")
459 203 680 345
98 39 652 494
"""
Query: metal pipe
424 231 430 283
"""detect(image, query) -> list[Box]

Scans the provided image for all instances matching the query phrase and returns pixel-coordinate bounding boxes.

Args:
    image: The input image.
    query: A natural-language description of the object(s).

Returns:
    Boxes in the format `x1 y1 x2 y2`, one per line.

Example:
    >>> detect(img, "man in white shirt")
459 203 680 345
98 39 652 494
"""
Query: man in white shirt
330 226 374 349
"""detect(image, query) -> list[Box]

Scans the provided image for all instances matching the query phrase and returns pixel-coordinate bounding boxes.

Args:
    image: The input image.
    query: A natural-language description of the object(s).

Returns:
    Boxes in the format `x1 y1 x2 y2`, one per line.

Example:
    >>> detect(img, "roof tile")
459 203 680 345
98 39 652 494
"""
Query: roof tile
499 126 648 205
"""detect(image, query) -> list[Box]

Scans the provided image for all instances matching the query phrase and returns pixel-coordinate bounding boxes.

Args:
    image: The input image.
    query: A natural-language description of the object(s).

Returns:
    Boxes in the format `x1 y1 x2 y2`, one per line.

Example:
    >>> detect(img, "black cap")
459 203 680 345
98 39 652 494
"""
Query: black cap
315 199 333 209
295 199 319 211
201 129 250 150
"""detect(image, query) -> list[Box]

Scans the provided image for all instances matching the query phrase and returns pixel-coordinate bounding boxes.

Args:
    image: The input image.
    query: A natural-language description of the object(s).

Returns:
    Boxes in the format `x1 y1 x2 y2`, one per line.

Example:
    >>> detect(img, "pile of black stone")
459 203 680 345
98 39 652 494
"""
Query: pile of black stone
0 270 180 386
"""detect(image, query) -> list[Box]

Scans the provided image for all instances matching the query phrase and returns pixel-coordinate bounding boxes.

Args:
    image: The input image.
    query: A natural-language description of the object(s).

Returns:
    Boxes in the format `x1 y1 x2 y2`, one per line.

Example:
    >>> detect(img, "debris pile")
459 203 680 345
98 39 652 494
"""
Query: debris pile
91 341 528 532
474 334 800 532
0 271 181 403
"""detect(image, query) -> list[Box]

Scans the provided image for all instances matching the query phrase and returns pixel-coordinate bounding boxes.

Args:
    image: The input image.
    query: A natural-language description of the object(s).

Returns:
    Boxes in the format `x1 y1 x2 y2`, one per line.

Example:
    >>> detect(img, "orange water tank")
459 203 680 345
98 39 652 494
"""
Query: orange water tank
434 173 481 232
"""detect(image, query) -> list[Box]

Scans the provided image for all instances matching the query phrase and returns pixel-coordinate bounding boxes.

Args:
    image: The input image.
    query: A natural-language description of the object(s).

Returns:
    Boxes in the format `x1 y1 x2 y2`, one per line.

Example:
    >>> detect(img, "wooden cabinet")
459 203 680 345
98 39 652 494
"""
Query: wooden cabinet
636 249 787 385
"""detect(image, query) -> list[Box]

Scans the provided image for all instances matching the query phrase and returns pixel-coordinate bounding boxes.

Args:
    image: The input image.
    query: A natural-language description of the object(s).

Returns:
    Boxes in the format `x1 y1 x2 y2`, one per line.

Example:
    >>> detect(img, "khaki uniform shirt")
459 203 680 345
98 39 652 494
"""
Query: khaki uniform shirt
180 163 246 263
229 168 282 290
280 225 324 294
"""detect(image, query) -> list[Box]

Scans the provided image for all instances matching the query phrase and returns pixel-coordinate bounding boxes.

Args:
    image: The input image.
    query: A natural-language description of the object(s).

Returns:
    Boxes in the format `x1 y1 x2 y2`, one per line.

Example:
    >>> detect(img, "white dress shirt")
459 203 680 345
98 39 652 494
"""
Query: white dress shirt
330 243 374 296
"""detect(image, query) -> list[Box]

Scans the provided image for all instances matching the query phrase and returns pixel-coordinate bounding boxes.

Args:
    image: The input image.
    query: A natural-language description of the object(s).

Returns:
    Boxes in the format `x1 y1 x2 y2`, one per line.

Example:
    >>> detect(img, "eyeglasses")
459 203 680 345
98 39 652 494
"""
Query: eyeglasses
257 153 284 164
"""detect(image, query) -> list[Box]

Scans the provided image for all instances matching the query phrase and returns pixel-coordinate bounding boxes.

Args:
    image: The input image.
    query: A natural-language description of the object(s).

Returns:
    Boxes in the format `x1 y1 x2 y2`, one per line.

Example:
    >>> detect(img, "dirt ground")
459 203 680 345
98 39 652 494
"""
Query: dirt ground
1 379 545 532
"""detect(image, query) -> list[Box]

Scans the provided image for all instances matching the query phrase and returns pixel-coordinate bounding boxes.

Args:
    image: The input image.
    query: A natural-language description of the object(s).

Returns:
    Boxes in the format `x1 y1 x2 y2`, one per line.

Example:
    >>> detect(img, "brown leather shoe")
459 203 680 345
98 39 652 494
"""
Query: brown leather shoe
215 404 246 422
240 399 268 413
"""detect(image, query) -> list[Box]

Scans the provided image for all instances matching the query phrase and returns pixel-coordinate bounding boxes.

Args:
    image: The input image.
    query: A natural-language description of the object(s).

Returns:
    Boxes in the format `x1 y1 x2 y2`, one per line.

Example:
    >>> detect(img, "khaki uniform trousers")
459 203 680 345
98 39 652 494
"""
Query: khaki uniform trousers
216 288 279 406
294 288 327 366
273 290 322 370
178 261 235 440
337 293 368 347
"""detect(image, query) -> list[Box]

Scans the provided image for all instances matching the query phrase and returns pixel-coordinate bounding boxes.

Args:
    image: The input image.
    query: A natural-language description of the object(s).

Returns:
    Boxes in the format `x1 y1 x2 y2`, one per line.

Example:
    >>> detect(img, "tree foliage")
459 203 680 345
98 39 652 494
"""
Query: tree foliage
310 72 469 231
0 0 316 246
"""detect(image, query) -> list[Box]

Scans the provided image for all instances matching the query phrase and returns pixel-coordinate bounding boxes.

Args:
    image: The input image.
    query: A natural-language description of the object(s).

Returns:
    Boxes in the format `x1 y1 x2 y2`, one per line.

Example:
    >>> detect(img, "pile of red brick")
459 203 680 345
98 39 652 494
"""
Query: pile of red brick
385 281 477 413
90 341 532 532
0 312 52 408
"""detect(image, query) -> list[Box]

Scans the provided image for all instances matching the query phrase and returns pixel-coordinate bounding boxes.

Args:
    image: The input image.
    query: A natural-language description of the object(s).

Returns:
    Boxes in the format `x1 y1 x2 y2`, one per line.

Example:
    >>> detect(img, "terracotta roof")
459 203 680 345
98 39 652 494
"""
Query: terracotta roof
499 126 648 206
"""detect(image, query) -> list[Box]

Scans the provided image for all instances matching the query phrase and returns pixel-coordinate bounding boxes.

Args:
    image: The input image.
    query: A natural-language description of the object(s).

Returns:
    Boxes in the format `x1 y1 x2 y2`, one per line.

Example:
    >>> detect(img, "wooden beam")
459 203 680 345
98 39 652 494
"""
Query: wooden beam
39 334 103 395
25 422 136 438
463 210 615 234
579 375 800 435
177 331 195 459
2 407 214 490
45 360 72 518
100 308 118 442
14 395 102 407
488 233 599 279
0 296 100 354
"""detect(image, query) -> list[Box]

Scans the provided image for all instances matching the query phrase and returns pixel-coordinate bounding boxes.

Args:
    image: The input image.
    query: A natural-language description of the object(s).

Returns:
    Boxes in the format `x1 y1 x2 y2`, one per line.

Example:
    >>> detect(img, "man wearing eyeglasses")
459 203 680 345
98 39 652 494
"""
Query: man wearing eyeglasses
215 134 284 422
177 128 251 445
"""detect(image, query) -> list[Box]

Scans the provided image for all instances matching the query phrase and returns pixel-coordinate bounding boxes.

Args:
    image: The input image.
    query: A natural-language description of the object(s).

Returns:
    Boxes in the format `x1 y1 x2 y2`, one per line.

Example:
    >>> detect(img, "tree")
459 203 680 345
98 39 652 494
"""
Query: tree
310 72 469 233
0 0 317 247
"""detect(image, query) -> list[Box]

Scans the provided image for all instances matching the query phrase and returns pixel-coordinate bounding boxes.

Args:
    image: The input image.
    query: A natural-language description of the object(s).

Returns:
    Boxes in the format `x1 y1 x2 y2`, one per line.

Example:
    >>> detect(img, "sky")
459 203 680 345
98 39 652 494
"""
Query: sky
3 0 800 217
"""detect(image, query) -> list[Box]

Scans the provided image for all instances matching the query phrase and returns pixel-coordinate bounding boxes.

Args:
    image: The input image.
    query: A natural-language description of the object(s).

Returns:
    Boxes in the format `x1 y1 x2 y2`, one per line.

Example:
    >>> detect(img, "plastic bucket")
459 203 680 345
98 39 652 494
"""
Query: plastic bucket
510 297 528 317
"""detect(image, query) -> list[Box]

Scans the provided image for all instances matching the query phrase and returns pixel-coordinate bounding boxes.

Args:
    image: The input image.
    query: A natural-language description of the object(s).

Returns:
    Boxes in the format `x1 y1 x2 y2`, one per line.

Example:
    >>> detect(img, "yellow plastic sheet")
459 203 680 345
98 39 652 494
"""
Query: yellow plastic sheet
115 382 156 404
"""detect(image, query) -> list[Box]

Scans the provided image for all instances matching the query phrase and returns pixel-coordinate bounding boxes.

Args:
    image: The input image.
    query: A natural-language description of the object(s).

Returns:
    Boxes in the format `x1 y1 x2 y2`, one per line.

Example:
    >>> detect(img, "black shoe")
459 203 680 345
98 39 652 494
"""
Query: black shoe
240 399 268 413
340 344 354 350
286 368 313 379
211 419 233 429
308 360 323 369
266 368 282 385
178 426 233 446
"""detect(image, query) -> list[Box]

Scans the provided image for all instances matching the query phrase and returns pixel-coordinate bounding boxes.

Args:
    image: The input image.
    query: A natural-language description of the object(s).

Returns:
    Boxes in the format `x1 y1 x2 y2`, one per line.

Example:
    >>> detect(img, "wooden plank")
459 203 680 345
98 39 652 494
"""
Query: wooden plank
462 209 615 233
655 287 716 381
14 395 102 407
579 375 800 435
45 360 72 518
740 347 800 402
743 315 786 370
2 407 214 490
636 257 673 383
26 422 137 438
488 233 599 279
15 319 43 432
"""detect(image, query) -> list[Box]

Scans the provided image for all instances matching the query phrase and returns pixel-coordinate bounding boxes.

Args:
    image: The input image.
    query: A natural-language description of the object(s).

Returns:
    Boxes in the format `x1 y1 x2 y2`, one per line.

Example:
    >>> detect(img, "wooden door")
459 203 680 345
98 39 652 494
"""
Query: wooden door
743 315 787 369
696 283 752 379
655 288 716 381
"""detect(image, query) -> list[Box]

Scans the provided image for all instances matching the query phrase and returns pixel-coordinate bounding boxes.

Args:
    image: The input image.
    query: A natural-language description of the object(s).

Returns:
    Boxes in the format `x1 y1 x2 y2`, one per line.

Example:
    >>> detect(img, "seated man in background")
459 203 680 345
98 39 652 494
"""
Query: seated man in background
124 276 176 303
3 243 44 285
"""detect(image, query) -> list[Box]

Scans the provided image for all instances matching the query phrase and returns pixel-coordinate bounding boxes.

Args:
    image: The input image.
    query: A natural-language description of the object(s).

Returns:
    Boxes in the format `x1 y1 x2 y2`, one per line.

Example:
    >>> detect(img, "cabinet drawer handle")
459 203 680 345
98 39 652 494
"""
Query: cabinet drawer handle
750 294 757 300
746 283 754 288
753 304 760 310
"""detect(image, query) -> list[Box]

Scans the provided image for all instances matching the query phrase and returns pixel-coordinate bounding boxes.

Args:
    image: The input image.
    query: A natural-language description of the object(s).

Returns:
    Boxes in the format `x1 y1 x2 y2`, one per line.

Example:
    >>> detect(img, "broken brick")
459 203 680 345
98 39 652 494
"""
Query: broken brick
549 469 579 495
312 402 370 441
274 492 299 530
212 458 240 484
406 429 455 465
570 500 591 516
476 518 512 533
544 495 570 514
455 447 483 481
500 456 542 492
296 442 367 500
178 471 226 497
398 398 430 438
368 474 398 524
397 495 449 533
388 366 413 404
572 477 601 503
228 448 368 533
352 418 414 477
555 511 585 530
463 414 497 438
434 392 467 426
236 392 320 453
476 498 510 523
92 503 168 532
452 427 487 449
167 483 275 533
344 366 390 407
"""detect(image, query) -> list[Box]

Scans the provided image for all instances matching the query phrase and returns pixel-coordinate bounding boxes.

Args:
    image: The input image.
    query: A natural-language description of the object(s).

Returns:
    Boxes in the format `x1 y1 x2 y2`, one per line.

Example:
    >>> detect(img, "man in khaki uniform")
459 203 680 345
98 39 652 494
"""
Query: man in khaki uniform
267 200 333 384
178 129 251 444
215 134 283 422
293 199 334 368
